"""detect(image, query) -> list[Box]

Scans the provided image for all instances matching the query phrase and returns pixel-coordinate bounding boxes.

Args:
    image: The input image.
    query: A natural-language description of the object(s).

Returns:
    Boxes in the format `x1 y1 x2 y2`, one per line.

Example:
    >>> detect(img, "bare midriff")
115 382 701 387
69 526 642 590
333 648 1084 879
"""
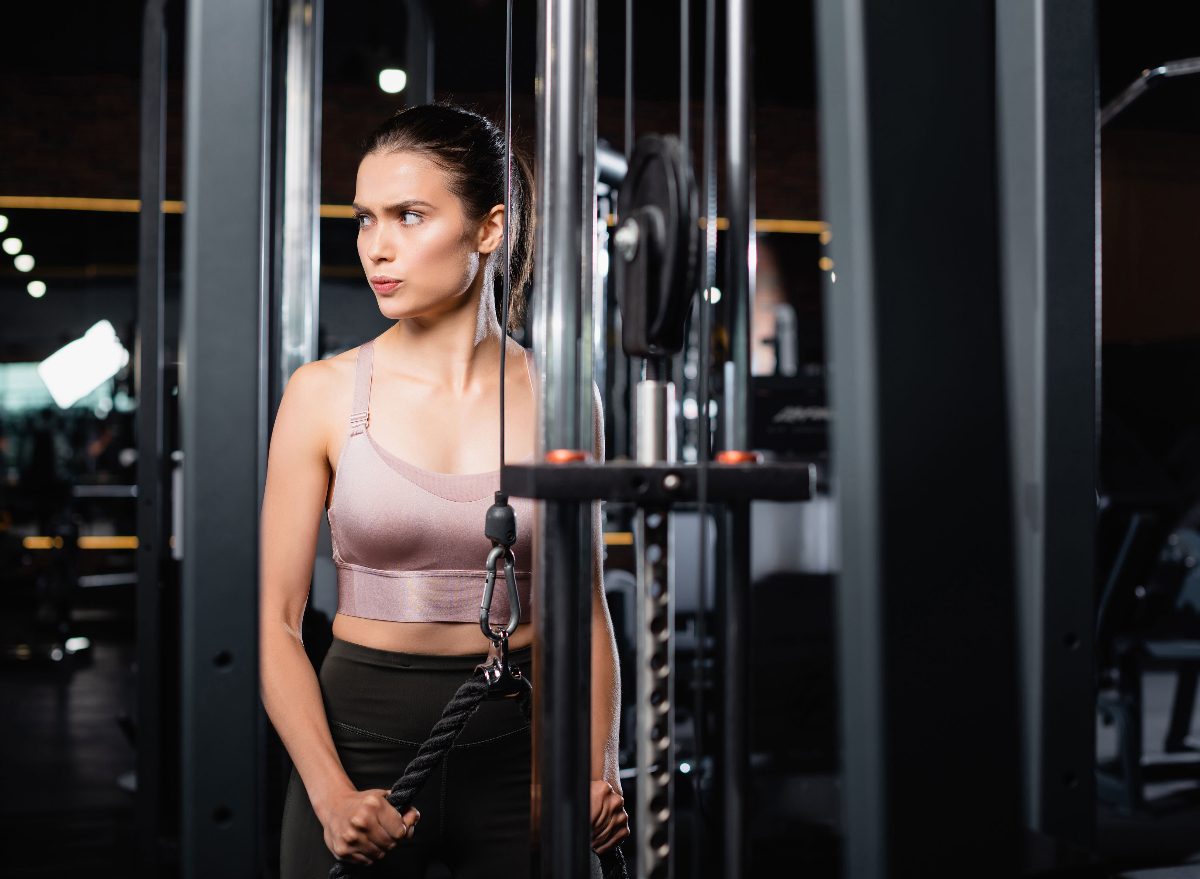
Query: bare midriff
332 616 534 656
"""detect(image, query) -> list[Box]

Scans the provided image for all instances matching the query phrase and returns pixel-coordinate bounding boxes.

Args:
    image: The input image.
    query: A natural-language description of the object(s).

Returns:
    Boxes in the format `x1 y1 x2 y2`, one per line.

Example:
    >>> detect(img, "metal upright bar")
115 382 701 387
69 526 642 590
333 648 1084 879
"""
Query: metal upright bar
692 0 718 874
278 0 324 397
719 501 750 879
1038 2 1097 846
816 1 1022 876
403 0 435 105
996 0 1098 847
725 0 753 452
135 0 167 870
531 0 595 874
720 1 753 876
813 4 885 874
180 0 272 873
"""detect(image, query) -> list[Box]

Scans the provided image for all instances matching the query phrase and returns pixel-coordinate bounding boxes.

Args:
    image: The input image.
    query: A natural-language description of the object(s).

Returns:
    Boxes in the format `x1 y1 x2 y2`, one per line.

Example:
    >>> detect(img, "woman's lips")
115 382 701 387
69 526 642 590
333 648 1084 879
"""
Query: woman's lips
370 276 401 293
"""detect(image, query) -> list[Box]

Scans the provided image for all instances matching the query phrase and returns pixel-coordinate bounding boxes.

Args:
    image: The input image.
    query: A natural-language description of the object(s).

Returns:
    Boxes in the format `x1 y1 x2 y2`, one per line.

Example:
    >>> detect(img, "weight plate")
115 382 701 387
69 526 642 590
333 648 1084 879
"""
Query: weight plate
620 134 699 357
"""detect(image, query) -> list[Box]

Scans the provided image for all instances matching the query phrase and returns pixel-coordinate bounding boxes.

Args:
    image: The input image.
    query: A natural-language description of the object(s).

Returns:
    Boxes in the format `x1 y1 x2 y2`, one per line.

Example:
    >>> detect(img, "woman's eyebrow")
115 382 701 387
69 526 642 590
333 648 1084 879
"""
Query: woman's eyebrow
383 199 436 213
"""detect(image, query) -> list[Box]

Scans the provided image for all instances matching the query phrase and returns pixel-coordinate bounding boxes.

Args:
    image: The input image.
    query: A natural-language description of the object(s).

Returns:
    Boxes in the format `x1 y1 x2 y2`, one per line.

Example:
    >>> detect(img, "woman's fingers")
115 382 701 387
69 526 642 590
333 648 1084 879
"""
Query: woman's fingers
593 803 630 853
589 781 630 852
340 824 386 861
590 780 616 830
374 796 408 842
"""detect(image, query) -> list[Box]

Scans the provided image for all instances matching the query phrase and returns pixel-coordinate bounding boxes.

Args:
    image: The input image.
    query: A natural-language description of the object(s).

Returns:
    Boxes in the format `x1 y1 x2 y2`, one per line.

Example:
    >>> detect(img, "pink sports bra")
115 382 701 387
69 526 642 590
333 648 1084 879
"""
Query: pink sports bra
328 339 534 623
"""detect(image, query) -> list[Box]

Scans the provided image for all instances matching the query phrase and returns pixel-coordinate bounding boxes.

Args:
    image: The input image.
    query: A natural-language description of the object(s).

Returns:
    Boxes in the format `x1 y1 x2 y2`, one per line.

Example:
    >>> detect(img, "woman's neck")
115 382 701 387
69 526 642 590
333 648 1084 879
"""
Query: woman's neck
377 277 505 395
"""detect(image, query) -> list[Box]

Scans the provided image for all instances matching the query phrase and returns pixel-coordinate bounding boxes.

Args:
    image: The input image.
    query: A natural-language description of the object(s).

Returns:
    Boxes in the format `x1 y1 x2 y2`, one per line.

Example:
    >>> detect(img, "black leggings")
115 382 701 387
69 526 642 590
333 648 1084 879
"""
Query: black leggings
281 638 534 879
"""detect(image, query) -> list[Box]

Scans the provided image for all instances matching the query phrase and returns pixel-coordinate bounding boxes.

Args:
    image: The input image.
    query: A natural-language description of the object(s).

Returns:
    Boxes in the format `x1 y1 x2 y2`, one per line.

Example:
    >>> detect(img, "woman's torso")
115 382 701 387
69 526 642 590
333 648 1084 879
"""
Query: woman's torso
325 336 536 655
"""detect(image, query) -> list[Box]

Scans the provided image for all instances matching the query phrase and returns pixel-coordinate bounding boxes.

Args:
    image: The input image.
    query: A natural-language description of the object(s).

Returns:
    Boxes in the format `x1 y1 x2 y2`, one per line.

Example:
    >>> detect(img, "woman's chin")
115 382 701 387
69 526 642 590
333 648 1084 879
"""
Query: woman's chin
374 292 410 321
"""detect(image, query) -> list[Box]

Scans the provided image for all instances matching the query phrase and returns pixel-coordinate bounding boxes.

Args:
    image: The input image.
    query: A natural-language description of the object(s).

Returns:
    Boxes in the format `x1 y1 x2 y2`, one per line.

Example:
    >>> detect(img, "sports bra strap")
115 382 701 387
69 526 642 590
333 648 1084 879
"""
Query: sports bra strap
349 340 374 434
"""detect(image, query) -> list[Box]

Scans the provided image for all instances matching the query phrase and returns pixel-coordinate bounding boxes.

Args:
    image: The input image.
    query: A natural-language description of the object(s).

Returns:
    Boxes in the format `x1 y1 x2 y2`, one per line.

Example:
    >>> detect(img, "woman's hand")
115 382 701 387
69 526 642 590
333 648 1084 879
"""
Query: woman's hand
318 788 420 865
590 780 630 854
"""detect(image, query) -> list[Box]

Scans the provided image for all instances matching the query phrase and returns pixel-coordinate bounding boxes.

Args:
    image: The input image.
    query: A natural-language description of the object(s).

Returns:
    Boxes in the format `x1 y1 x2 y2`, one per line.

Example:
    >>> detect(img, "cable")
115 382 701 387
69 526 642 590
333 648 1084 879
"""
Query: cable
499 0 514 474
680 0 689 159
628 0 638 159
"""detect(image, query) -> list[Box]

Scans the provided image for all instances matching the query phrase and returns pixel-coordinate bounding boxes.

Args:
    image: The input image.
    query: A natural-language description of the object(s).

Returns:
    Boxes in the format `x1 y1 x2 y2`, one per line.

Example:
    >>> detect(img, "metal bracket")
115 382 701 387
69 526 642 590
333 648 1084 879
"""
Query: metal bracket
500 460 815 503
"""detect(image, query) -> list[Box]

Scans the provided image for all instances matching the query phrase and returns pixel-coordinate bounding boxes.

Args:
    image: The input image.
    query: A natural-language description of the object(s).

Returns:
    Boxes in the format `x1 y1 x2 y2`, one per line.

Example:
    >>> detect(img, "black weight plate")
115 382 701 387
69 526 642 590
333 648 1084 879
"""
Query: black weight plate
621 134 699 356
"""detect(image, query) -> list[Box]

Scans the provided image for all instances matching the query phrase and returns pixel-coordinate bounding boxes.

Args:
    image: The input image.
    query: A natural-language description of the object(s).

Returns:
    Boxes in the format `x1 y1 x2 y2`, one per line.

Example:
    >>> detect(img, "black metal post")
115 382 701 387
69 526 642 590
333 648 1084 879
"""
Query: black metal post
403 0 434 105
815 1 1023 876
534 501 593 879
721 501 750 879
1039 1 1098 846
135 0 167 871
180 0 272 873
996 0 1097 847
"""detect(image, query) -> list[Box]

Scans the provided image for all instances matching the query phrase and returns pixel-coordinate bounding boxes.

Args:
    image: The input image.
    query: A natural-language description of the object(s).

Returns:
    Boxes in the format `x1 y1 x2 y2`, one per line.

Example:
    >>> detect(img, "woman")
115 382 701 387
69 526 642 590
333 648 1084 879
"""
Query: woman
261 105 628 877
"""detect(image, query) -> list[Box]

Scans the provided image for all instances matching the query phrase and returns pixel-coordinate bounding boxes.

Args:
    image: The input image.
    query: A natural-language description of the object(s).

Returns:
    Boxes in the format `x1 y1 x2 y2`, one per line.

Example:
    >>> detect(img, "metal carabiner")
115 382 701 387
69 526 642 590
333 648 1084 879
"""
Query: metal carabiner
478 544 526 699
480 542 522 644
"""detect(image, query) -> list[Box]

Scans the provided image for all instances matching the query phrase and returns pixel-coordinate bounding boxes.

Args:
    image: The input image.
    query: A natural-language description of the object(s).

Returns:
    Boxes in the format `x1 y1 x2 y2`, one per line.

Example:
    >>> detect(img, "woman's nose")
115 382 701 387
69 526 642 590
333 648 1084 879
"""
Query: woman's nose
364 225 394 264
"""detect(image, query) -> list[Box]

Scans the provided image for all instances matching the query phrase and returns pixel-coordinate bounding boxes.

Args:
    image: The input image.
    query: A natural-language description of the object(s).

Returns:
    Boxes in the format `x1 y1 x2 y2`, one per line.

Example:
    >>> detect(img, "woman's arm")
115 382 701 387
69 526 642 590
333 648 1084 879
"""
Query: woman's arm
589 389 630 853
260 360 416 865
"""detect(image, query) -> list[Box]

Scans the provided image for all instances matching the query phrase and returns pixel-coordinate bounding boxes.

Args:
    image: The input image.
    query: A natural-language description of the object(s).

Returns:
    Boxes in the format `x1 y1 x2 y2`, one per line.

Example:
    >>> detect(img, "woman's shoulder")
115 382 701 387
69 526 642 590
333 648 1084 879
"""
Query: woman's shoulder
275 348 362 432
286 348 358 397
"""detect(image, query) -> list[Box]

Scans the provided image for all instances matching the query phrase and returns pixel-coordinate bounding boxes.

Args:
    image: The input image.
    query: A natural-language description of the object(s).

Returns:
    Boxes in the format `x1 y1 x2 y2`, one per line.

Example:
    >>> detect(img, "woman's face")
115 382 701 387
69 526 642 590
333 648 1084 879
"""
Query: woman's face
354 150 499 322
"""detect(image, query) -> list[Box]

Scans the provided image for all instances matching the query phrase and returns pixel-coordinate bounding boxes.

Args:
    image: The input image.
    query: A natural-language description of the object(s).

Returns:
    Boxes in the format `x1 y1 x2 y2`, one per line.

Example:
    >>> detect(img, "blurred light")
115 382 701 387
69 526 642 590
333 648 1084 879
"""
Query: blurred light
23 536 63 549
682 397 699 420
830 272 836 283
78 535 139 550
37 320 130 409
0 214 8 232
704 286 721 304
379 68 407 94
27 280 46 298
50 647 64 662
819 256 834 271
2 237 22 255
679 762 692 774
64 636 90 653
14 254 34 272
819 229 832 245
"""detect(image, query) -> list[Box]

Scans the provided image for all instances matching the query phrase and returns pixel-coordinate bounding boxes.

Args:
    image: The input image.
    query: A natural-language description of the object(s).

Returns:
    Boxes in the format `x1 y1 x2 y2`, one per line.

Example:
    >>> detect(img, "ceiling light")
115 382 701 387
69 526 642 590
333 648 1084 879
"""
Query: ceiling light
37 319 130 409
14 254 34 272
379 68 407 94
2 237 21 255
27 280 46 298
0 215 7 232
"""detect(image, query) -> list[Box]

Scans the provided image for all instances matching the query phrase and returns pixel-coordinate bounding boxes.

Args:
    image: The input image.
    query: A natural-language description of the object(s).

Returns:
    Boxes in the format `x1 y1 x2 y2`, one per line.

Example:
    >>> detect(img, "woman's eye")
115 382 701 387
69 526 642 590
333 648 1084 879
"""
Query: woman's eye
400 211 422 226
355 214 372 229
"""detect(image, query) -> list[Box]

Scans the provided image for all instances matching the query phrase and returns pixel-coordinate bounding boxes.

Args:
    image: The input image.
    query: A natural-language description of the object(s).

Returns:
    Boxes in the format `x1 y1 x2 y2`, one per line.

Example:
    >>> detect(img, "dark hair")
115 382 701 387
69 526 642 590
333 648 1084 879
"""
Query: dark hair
360 104 535 331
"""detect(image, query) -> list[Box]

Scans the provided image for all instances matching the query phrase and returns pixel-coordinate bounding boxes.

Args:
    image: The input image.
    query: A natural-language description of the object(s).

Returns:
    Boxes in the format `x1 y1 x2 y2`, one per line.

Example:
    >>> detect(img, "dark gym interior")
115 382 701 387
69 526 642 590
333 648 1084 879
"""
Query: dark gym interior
3 1 1200 877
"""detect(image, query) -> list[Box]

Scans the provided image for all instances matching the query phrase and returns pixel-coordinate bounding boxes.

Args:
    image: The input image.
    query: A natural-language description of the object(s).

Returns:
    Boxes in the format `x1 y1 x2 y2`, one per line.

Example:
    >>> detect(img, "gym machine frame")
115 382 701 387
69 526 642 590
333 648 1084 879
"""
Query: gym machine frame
521 1 812 878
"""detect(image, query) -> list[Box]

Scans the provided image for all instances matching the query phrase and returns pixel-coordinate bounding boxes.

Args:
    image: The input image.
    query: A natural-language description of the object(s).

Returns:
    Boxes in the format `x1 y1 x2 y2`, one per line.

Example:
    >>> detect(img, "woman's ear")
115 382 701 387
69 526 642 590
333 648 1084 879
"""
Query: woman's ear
477 204 505 255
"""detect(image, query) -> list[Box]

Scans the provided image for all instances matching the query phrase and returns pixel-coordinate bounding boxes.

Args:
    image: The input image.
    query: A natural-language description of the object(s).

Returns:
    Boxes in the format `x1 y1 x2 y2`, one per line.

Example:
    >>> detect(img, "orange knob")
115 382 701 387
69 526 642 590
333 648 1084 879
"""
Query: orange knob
715 450 762 465
545 449 591 463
